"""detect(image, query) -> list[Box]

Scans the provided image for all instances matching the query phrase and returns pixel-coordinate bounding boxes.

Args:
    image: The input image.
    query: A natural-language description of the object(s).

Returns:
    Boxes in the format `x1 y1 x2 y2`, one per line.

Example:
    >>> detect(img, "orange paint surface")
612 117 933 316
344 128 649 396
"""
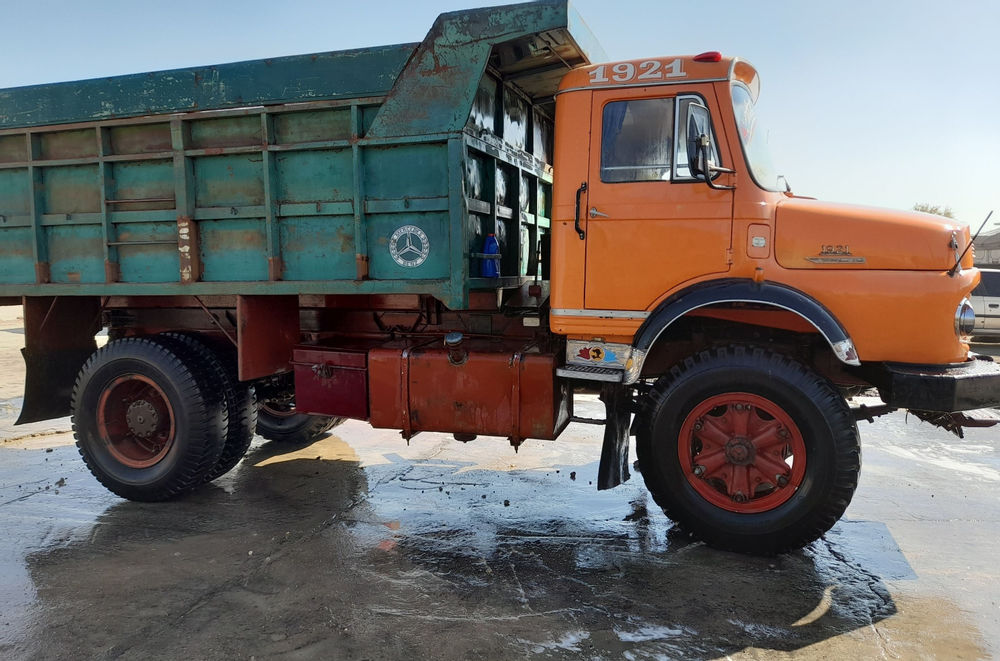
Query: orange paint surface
550 56 976 366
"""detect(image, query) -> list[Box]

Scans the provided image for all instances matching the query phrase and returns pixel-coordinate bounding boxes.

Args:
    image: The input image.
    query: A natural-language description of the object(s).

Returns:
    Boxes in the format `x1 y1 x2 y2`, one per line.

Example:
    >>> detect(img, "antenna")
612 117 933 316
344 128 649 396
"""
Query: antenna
949 210 993 276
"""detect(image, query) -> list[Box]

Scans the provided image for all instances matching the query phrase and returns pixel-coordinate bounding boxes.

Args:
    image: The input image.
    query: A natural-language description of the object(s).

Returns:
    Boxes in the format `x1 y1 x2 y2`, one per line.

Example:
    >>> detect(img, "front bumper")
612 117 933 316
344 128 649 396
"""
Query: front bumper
877 355 1000 412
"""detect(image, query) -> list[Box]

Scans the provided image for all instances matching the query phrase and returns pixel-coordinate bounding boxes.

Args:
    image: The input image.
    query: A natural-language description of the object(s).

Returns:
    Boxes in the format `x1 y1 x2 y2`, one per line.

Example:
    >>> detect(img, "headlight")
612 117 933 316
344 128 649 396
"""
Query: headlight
955 298 975 338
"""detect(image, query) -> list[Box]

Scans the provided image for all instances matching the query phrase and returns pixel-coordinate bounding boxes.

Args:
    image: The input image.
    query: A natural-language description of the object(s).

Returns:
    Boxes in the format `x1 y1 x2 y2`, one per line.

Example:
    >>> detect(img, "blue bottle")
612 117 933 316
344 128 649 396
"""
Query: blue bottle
481 233 500 277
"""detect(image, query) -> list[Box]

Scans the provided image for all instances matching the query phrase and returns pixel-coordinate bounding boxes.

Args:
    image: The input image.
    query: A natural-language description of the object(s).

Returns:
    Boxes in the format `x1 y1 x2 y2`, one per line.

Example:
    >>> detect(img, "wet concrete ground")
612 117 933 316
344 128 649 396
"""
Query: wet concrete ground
1 310 998 659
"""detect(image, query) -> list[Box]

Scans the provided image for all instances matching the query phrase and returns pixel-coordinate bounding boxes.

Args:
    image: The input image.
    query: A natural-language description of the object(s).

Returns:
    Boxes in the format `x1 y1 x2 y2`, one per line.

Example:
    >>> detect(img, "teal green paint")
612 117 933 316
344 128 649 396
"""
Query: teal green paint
198 218 269 282
361 107 380 136
43 165 101 214
280 216 356 281
110 211 177 225
111 159 174 202
0 227 35 283
274 109 353 144
363 144 448 199
46 225 104 283
0 44 416 130
0 169 30 214
277 150 354 203
261 114 281 271
193 155 264 207
116 222 180 283
365 212 450 280
351 104 367 281
0 2 601 308
189 115 262 150
0 278 453 299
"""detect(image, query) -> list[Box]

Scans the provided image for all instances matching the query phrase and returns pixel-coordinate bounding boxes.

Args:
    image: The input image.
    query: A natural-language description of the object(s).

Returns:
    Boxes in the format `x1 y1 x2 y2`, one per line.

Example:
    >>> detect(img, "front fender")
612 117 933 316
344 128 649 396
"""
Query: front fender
627 279 859 383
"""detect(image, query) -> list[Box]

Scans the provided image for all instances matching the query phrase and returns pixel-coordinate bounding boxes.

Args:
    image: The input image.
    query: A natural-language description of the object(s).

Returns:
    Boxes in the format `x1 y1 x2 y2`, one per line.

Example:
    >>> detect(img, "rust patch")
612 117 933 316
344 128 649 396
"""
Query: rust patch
35 262 50 284
336 226 354 254
177 216 202 284
202 228 266 251
104 261 120 283
268 257 284 281
355 254 369 280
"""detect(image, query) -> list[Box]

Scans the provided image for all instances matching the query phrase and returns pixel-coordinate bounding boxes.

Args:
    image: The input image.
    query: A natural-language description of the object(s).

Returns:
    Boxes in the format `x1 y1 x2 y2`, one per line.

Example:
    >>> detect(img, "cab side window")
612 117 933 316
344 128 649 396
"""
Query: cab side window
600 98 675 183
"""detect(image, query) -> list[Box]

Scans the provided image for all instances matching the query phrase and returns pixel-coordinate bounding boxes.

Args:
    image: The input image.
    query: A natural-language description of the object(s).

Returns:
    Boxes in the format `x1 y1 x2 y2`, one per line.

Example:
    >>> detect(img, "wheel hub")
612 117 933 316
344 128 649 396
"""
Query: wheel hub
96 373 176 469
126 400 159 438
724 437 755 465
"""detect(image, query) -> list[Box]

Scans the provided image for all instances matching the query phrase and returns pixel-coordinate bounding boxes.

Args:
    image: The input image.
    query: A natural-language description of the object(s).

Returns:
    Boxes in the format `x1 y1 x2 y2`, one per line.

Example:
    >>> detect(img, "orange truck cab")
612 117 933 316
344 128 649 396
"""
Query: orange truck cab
548 51 1000 552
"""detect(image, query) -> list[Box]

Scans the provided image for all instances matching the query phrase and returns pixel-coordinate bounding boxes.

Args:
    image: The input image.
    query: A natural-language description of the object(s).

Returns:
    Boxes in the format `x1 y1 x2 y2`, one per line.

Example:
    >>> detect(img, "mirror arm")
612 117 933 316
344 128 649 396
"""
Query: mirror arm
700 142 735 191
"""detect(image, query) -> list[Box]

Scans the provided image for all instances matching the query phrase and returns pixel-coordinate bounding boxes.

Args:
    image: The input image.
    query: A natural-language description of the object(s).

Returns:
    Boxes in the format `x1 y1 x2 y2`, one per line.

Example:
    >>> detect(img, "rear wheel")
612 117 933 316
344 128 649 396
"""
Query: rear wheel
71 337 227 501
256 401 342 444
636 345 861 554
159 333 257 481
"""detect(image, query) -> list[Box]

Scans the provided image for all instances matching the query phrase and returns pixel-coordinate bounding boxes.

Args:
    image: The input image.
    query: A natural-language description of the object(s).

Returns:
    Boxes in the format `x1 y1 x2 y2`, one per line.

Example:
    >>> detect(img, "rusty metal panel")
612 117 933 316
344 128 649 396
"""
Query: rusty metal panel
368 342 570 442
236 295 298 381
368 0 603 138
293 347 368 420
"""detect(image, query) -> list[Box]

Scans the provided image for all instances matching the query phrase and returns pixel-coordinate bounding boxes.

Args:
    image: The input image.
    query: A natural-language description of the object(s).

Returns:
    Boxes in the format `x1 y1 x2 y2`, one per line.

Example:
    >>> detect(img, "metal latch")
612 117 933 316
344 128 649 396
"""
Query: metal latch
311 363 334 379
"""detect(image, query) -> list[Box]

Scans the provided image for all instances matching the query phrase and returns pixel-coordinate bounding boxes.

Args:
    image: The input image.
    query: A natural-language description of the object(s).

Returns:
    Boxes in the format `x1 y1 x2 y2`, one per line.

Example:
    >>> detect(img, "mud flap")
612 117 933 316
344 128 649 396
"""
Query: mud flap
15 297 100 425
597 383 631 490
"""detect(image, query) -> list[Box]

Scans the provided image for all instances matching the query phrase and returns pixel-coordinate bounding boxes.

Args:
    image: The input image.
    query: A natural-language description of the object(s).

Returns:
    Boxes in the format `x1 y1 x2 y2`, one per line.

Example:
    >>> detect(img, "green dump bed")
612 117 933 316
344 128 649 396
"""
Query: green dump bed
0 1 603 309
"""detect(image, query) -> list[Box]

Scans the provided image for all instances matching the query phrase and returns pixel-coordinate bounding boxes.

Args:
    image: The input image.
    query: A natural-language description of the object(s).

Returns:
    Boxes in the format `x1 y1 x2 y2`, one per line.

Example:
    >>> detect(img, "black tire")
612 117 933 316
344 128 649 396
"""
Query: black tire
71 337 228 501
159 333 257 481
256 406 343 444
636 345 861 555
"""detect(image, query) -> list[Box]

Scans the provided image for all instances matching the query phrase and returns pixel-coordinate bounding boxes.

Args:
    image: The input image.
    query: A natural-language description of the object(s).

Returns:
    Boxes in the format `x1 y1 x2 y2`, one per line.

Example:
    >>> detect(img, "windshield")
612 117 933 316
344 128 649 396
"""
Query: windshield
731 84 783 192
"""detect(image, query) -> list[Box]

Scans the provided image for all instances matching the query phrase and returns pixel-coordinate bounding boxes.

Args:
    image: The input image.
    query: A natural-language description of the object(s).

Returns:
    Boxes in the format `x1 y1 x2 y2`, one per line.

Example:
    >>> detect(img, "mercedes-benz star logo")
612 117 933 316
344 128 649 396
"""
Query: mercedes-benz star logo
389 225 430 268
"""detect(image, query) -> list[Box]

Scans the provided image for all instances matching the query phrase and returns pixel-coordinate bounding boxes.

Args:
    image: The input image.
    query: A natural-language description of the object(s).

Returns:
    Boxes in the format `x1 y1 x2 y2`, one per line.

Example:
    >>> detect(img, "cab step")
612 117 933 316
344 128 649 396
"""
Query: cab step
556 364 624 383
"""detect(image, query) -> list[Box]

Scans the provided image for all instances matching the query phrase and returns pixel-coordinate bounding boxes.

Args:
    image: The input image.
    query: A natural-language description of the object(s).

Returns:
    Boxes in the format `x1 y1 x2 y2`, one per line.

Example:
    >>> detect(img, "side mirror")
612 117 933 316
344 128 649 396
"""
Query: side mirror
684 103 735 190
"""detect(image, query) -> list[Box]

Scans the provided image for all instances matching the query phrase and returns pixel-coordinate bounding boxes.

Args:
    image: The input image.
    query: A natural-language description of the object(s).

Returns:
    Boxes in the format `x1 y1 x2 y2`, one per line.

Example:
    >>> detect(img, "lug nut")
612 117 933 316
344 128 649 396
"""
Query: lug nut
693 465 705 476
776 475 789 487
733 492 747 503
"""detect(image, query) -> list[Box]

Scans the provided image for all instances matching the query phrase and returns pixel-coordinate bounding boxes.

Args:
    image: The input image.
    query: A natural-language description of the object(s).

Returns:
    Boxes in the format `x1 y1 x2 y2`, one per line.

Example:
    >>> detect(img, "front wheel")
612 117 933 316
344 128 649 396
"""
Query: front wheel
636 345 861 554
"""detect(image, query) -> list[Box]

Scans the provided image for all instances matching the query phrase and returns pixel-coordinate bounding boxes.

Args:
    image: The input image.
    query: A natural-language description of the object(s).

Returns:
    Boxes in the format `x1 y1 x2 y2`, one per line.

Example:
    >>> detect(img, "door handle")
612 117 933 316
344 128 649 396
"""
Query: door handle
989 303 999 308
589 207 608 219
574 182 587 240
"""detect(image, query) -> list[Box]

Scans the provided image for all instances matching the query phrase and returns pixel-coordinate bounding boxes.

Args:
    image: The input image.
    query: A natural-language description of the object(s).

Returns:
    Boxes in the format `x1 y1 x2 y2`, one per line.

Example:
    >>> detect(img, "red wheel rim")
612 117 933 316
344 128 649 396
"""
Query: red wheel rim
677 392 806 513
260 402 297 418
96 374 176 469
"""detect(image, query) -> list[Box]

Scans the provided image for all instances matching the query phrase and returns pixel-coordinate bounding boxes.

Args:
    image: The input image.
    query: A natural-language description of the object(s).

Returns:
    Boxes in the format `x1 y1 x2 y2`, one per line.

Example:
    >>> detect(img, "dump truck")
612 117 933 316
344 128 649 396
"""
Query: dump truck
1 0 998 555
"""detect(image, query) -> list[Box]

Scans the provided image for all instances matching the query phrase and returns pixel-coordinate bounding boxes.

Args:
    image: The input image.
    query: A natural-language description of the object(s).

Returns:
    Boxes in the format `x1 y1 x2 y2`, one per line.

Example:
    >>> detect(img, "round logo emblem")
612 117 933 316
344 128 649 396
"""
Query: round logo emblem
389 225 430 268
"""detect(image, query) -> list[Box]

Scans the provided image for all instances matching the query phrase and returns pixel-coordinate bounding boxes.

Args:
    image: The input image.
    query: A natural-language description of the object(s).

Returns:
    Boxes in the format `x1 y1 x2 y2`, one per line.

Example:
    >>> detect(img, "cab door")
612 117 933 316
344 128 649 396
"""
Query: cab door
583 90 734 311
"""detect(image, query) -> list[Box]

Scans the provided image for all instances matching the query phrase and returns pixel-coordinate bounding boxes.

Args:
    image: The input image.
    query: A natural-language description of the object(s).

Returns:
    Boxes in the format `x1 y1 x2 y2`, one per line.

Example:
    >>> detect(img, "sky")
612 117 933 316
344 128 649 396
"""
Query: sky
1 0 997 229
